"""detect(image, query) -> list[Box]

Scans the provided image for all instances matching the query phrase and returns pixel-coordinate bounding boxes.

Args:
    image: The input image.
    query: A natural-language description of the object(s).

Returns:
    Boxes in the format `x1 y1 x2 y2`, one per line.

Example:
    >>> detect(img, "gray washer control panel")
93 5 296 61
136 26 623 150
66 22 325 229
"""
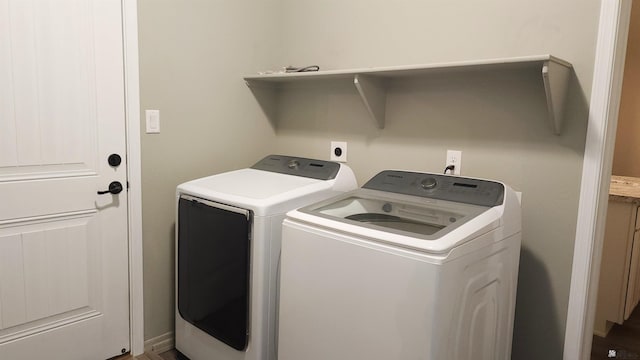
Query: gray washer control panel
251 155 340 180
363 170 505 207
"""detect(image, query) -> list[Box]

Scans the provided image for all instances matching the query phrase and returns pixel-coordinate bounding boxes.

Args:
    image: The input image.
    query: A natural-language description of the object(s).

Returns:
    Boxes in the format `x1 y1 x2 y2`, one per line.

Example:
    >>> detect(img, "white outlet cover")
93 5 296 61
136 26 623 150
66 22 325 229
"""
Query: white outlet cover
331 141 347 162
446 150 462 175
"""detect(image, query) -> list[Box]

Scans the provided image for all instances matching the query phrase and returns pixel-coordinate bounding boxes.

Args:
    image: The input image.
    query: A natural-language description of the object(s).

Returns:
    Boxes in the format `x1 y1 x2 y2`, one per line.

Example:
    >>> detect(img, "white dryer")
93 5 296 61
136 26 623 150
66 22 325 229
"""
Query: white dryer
278 170 521 360
175 155 357 360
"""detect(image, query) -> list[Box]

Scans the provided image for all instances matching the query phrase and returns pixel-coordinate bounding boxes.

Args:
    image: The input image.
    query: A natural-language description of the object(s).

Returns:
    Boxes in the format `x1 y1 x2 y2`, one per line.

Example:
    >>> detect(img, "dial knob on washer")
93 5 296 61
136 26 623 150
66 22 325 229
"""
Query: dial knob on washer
420 177 437 190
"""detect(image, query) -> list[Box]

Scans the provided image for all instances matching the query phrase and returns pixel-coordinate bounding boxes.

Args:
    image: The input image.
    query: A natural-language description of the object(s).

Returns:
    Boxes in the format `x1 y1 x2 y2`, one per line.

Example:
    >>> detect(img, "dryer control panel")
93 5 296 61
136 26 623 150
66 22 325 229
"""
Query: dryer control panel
251 155 341 180
363 170 505 207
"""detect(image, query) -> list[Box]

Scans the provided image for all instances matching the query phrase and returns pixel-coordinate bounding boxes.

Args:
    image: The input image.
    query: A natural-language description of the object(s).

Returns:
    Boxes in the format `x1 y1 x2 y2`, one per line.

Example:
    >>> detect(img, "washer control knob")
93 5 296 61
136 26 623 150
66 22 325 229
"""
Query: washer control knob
420 177 437 190
287 159 300 169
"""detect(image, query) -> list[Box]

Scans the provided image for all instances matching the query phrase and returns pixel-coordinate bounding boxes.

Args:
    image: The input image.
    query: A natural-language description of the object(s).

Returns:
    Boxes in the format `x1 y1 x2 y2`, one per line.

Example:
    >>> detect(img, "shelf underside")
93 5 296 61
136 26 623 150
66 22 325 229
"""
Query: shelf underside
244 55 572 134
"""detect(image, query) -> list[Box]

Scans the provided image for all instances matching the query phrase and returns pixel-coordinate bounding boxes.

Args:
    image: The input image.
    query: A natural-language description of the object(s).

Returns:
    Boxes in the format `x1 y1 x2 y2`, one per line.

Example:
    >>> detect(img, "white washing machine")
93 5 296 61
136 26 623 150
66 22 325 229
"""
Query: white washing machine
175 155 357 360
278 170 521 360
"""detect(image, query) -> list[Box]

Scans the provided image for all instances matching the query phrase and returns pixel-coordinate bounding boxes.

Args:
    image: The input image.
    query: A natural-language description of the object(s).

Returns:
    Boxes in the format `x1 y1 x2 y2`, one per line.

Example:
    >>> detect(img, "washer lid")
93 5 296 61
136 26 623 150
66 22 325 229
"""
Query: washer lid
178 168 322 200
301 188 491 241
176 156 357 216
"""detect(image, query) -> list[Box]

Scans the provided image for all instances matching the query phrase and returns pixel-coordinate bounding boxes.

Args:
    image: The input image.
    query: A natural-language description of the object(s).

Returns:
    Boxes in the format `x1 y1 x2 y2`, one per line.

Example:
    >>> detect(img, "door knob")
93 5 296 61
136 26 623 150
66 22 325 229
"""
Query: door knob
97 181 124 195
108 154 122 167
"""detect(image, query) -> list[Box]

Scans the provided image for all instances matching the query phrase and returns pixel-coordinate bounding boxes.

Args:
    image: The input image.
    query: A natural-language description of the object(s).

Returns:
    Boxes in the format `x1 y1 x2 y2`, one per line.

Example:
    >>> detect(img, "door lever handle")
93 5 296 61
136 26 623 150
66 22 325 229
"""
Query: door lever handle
98 181 124 195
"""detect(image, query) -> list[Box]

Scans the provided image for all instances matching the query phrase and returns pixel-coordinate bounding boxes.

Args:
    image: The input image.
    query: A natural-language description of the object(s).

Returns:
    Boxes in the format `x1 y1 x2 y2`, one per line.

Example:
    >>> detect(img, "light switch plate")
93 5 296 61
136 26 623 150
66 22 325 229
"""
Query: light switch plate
146 110 160 134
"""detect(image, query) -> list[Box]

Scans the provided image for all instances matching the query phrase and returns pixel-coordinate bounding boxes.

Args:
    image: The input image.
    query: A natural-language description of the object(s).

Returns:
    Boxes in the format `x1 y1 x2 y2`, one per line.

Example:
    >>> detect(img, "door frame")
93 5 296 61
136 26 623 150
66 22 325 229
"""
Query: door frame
122 0 144 356
563 0 632 358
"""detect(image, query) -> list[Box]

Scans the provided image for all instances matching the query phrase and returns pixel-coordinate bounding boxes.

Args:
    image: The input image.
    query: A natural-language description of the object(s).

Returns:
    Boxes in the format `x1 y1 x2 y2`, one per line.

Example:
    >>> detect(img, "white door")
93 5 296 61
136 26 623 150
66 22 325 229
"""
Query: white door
0 0 130 359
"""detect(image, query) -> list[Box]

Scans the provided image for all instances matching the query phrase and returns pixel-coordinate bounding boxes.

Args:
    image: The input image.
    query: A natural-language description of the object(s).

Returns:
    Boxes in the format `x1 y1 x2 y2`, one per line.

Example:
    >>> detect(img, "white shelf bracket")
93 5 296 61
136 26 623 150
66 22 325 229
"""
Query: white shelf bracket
542 60 571 135
354 74 387 129
245 80 279 129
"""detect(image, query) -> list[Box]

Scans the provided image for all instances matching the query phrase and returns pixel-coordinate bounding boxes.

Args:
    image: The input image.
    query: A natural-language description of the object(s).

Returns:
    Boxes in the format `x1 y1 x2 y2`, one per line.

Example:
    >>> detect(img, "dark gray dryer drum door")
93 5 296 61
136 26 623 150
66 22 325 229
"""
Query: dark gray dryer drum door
178 195 252 351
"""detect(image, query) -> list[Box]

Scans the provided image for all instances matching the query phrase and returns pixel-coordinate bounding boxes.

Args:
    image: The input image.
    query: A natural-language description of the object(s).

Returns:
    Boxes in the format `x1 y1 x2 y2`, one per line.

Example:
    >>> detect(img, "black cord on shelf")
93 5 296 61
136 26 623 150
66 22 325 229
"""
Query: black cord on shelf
285 65 320 73
444 165 455 174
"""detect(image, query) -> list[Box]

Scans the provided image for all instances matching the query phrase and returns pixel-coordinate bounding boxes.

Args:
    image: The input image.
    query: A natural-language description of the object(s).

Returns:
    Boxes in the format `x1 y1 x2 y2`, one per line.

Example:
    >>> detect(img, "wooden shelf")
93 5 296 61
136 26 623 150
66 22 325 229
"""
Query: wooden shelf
244 55 573 134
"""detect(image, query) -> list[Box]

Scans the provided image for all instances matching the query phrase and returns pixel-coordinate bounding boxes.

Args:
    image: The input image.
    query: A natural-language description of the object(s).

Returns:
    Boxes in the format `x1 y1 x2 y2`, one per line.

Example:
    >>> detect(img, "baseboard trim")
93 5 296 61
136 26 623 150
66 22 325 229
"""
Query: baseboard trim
592 320 614 338
144 331 174 355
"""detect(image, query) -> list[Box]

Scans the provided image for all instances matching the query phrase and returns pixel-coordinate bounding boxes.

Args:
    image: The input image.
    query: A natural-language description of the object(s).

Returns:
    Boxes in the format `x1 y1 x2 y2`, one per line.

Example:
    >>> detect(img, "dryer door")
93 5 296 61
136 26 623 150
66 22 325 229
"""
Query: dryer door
178 195 252 351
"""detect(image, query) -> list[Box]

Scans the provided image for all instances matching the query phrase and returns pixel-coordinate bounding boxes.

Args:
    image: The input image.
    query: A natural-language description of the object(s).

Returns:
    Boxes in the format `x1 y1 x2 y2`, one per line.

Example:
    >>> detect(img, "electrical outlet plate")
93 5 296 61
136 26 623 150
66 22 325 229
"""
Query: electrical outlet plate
446 150 462 175
331 141 347 162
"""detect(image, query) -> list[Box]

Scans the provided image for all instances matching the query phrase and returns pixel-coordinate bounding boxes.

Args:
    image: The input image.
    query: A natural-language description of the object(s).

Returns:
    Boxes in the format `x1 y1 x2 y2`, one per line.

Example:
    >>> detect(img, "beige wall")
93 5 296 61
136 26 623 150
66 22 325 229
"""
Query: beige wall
138 1 601 359
273 1 598 359
137 0 280 340
613 0 640 176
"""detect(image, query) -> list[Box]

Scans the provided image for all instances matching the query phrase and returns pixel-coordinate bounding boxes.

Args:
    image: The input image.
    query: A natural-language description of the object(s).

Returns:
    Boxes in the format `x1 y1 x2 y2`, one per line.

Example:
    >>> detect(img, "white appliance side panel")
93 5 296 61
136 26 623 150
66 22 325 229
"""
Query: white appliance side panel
278 221 440 360
267 213 285 360
443 233 521 360
278 220 521 360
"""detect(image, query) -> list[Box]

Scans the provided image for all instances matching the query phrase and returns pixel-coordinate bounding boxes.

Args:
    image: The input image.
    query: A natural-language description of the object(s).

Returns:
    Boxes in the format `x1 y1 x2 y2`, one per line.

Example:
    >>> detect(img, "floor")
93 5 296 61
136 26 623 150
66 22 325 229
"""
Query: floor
113 349 178 360
106 316 638 360
592 305 640 359
108 323 634 360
